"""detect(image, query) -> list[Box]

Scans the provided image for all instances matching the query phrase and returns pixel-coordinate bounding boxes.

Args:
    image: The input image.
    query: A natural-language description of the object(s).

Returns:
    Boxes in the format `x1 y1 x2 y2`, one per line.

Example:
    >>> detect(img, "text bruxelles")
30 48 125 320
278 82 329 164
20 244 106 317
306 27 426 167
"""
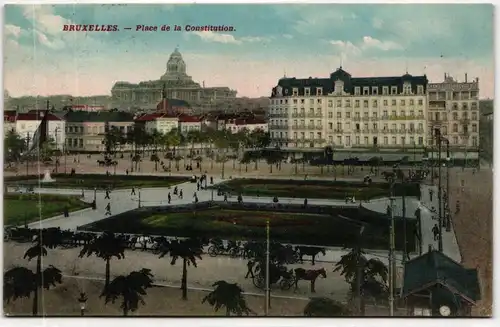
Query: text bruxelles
62 25 118 32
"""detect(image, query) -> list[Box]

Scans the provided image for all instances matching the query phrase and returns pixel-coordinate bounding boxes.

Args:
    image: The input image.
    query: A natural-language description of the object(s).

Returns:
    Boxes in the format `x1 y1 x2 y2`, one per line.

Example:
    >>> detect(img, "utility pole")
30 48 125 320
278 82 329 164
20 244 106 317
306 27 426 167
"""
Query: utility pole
445 140 451 231
437 131 443 252
54 127 59 173
264 219 270 316
25 132 30 176
388 183 396 316
401 172 407 264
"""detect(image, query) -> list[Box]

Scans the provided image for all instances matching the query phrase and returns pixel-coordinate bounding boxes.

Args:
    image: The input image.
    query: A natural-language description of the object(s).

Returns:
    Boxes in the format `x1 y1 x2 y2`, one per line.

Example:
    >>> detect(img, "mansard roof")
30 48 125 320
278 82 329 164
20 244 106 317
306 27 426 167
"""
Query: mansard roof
271 67 428 98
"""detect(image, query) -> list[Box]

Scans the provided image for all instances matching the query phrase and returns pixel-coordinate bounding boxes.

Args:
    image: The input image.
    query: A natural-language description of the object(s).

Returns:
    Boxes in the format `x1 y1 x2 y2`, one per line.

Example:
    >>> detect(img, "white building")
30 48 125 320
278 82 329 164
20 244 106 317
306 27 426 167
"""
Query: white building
268 67 429 151
427 74 480 158
221 118 268 134
135 113 179 134
178 114 202 134
16 111 65 150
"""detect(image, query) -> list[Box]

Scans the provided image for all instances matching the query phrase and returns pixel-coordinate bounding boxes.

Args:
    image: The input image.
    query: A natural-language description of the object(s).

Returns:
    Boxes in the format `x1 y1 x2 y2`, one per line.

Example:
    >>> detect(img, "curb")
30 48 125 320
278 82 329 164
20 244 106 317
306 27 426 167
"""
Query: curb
26 207 94 228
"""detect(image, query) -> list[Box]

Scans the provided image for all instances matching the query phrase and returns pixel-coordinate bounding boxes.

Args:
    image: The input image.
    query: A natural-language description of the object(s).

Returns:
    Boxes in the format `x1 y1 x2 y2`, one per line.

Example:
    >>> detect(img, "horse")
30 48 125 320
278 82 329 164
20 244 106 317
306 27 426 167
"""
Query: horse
296 246 326 265
97 160 106 167
293 267 327 293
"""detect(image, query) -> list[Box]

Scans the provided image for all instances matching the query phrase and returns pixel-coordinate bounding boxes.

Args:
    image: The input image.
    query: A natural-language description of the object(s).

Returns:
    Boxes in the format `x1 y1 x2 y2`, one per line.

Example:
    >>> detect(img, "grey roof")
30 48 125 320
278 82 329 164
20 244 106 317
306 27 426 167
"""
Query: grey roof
65 111 134 123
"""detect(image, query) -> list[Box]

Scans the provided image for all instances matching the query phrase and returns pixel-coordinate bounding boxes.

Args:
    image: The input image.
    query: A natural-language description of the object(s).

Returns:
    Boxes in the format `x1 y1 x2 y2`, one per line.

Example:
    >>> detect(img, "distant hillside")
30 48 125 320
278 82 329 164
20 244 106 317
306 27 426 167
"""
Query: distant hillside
5 95 112 112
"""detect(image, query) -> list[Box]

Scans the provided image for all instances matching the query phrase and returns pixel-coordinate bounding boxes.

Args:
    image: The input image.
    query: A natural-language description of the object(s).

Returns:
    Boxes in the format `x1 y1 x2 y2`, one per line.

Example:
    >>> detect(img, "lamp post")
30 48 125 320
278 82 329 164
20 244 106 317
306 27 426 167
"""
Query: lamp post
264 219 271 316
437 130 443 252
25 132 31 176
211 187 214 201
77 292 87 316
388 183 396 317
54 127 60 173
138 187 142 208
93 187 97 209
64 144 67 174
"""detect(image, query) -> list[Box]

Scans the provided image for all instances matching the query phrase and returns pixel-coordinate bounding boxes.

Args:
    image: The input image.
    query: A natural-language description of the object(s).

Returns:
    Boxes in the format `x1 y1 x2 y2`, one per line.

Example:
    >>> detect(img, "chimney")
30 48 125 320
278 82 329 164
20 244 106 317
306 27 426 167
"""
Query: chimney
465 73 468 83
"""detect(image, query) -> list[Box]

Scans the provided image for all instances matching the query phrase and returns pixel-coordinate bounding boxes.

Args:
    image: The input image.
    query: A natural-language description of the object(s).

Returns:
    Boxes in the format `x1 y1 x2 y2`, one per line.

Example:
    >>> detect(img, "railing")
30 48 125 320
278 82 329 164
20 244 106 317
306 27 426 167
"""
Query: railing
381 115 389 120
362 117 370 121
307 125 315 129
354 129 361 134
269 113 287 118
416 115 425 119
353 117 361 121
334 129 343 133
398 129 407 134
269 125 287 130
307 112 315 117
370 117 378 121
460 118 470 125
315 125 323 130
315 113 323 118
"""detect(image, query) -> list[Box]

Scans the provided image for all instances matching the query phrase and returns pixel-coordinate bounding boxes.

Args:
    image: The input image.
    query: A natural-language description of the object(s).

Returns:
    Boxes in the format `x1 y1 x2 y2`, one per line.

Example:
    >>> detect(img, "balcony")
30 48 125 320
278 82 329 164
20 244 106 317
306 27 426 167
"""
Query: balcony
382 129 389 134
315 125 323 130
292 125 305 130
460 118 470 125
416 115 425 120
334 129 343 133
398 129 407 134
354 129 362 134
307 125 315 129
353 117 361 121
362 129 370 133
269 113 287 118
315 113 323 118
381 115 389 120
362 117 370 121
390 129 397 133
417 129 424 134
370 117 378 121
371 129 378 133
307 112 315 117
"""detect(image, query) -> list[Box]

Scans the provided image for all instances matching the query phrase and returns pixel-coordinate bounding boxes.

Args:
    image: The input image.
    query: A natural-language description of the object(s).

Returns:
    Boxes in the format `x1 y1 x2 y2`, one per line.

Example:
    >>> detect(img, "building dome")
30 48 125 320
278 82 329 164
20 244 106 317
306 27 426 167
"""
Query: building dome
166 47 186 75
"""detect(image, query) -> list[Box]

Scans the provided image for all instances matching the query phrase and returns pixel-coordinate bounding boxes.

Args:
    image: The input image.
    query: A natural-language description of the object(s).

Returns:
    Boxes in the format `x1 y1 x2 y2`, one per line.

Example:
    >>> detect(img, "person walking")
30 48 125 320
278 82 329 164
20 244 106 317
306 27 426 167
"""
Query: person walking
245 260 255 279
432 224 439 241
131 187 136 196
105 189 110 200
168 192 171 204
179 189 183 199
105 203 111 216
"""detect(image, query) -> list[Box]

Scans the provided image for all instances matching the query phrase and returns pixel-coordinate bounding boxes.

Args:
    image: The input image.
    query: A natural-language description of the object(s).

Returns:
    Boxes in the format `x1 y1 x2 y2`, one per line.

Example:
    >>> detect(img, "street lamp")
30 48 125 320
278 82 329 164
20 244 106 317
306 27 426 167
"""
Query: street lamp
264 219 271 316
93 187 97 210
138 188 142 208
54 127 61 173
77 292 88 316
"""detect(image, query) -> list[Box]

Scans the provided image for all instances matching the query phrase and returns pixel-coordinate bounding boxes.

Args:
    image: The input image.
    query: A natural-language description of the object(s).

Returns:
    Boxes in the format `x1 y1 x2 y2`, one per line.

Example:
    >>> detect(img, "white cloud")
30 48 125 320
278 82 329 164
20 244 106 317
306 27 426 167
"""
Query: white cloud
35 30 64 49
22 5 70 36
192 32 272 45
330 36 403 57
361 36 403 51
283 34 293 39
192 31 242 44
5 24 22 38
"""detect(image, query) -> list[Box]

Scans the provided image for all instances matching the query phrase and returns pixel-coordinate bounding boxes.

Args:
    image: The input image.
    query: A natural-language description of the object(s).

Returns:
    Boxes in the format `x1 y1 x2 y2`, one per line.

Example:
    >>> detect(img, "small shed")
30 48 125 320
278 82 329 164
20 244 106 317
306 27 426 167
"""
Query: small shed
401 248 480 316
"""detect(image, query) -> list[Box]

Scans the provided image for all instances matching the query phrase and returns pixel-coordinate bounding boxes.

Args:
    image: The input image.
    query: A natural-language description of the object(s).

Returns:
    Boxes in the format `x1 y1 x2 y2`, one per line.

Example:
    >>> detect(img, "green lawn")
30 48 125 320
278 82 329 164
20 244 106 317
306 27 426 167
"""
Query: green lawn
3 194 91 226
86 207 417 251
215 178 420 200
4 174 189 190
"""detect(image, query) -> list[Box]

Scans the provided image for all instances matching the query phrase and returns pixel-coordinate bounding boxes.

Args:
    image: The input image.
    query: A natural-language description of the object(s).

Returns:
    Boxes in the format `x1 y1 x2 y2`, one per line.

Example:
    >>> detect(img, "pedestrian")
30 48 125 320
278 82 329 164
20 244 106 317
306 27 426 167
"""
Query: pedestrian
224 194 228 202
105 202 111 216
197 183 200 191
174 186 178 195
194 195 199 203
245 260 255 279
81 189 85 198
432 224 439 241
105 190 110 199
126 169 129 175
210 176 213 184
168 192 171 204
179 189 183 199
237 194 243 204
304 198 308 207
63 206 69 218
91 200 96 210
131 187 136 196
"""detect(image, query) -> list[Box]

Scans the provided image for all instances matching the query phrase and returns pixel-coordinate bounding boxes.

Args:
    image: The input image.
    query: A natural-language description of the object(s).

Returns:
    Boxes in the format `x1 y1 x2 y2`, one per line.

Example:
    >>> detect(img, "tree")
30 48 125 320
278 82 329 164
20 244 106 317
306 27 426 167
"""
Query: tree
159 238 203 300
4 228 63 315
79 231 126 290
334 246 388 315
213 130 231 179
4 130 25 166
100 268 154 316
303 297 351 317
202 280 254 316
186 130 201 165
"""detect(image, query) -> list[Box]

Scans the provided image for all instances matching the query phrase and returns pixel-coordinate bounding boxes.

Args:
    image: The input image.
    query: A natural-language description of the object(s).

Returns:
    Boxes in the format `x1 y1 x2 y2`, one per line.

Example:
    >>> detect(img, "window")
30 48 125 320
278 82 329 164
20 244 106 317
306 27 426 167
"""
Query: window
363 100 369 108
346 112 351 119
401 110 406 117
293 120 298 126
355 100 360 108
383 137 388 145
472 113 478 120
418 123 423 130
317 87 323 96
309 132 314 139
337 112 342 119
391 110 396 117
346 136 351 146
346 100 351 107
337 136 342 144
328 100 333 107
383 86 389 95
364 136 369 144
328 136 333 143
355 87 361 95
462 103 468 110
472 136 478 146
410 110 414 117
328 112 333 118
337 122 342 130
363 87 369 95
453 112 458 120
373 112 378 118
305 88 310 96
401 137 406 145
409 99 414 106
383 100 388 106
391 86 397 95
417 85 424 94
355 136 360 144
472 124 477 132
292 88 298 96
293 132 297 139
418 99 423 105
373 100 378 108
329 123 333 130
453 136 458 144
317 99 322 104
364 112 369 118
383 110 388 117
293 99 298 104
418 137 423 145
372 87 378 95
309 99 314 105
401 100 406 106
392 99 396 106
392 136 397 144
453 124 458 132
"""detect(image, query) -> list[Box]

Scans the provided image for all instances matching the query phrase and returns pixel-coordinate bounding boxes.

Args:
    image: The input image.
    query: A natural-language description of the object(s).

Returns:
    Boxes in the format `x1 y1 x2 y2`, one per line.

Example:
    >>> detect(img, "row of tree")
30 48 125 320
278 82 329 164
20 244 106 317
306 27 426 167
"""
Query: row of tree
4 229 388 316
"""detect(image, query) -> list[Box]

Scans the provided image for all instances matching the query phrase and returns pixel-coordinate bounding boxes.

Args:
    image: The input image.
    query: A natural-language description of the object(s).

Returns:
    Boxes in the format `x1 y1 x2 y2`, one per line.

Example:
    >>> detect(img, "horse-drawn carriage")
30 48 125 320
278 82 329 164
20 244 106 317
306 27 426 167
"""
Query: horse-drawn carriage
4 226 34 242
252 262 294 291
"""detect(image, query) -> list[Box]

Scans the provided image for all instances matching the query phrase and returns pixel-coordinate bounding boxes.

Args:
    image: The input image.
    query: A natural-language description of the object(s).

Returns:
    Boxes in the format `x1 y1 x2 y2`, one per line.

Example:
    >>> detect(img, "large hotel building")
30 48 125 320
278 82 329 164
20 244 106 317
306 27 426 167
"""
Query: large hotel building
268 68 479 160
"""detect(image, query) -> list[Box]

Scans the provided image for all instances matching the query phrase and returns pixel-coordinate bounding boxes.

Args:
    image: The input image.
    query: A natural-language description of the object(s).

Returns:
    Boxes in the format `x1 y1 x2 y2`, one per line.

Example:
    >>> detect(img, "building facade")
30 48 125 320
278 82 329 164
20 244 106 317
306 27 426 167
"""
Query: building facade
178 114 202 134
219 118 268 134
427 74 480 157
4 110 17 134
16 112 66 150
269 68 429 151
111 48 237 109
65 111 134 152
135 113 179 135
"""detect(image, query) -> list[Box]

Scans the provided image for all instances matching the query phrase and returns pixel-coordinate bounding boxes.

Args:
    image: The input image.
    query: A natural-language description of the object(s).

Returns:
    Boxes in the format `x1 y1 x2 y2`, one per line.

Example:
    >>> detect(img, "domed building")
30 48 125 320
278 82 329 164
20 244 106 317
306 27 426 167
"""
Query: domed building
111 48 237 110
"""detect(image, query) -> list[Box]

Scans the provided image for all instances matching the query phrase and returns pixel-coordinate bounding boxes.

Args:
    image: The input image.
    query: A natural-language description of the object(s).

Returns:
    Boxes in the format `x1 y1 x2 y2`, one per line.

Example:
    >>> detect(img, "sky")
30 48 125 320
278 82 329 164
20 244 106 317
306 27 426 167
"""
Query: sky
3 3 495 99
